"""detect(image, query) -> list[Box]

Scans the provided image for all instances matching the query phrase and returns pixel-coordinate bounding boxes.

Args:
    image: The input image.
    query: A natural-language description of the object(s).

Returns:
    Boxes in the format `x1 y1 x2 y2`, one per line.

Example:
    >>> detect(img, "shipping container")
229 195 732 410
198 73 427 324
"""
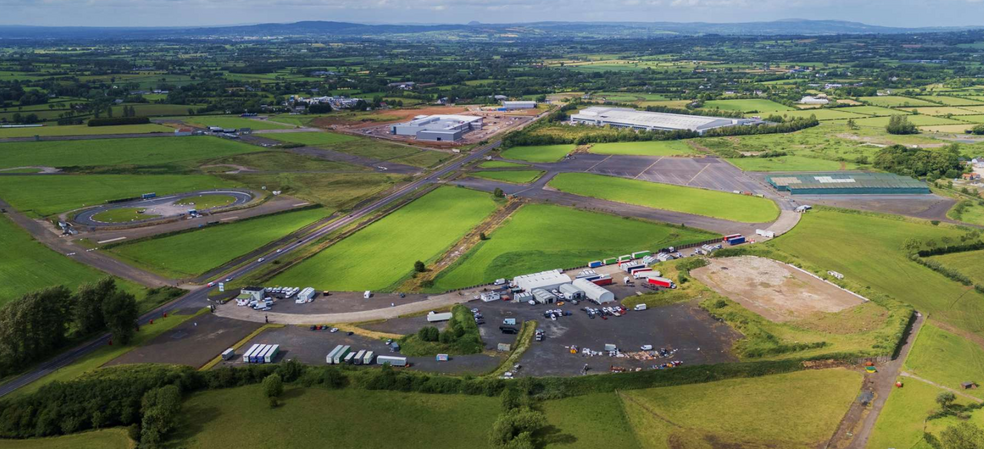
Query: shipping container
326 345 343 364
363 351 375 365
264 345 280 363
588 260 603 268
353 350 366 365
603 257 618 265
333 345 351 364
242 344 260 363
631 251 652 259
376 355 408 367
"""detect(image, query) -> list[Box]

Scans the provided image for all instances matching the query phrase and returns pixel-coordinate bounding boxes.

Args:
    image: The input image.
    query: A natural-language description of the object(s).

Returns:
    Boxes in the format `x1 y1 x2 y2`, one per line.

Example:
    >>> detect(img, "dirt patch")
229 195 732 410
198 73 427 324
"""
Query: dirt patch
691 256 866 322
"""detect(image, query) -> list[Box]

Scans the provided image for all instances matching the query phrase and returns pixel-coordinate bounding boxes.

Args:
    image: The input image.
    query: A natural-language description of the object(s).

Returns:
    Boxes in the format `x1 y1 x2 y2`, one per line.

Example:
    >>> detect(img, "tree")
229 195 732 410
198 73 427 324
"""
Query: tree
140 385 182 447
937 423 984 449
102 289 139 345
972 124 984 135
493 188 505 198
414 260 426 273
886 115 918 135
847 118 858 130
936 391 957 411
263 373 284 408
73 277 117 336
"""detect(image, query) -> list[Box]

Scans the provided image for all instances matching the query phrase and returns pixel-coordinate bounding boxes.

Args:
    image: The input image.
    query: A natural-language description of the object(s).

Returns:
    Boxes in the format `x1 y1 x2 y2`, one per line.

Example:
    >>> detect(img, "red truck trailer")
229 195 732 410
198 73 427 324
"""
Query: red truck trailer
647 276 677 289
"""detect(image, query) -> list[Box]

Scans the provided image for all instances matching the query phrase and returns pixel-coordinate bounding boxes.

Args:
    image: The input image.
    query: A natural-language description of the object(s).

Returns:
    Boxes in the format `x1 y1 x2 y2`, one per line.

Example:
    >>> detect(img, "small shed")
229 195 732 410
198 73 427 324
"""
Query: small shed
961 382 978 390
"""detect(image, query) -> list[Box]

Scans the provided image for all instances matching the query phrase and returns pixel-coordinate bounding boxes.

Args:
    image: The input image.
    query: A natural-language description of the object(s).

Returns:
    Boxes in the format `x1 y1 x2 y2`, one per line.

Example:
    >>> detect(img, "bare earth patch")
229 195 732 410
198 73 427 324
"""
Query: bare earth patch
691 256 865 322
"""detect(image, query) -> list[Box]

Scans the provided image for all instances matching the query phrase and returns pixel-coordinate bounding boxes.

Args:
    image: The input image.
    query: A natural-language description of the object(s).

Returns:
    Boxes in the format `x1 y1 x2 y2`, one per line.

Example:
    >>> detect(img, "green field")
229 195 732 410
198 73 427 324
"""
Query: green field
108 208 330 279
928 249 984 285
184 116 292 130
841 105 910 116
203 150 365 173
770 209 984 339
916 95 984 106
90 207 160 223
588 140 698 156
433 203 716 290
478 160 528 168
221 172 397 211
727 155 856 172
620 369 861 448
0 174 236 217
469 170 544 184
500 144 575 163
1 429 133 449
702 99 795 113
861 96 939 107
904 322 984 399
541 393 642 448
868 375 984 449
167 385 499 449
173 193 237 209
264 132 450 168
272 187 497 291
0 123 173 138
947 200 984 226
0 136 260 170
262 131 358 146
548 173 779 223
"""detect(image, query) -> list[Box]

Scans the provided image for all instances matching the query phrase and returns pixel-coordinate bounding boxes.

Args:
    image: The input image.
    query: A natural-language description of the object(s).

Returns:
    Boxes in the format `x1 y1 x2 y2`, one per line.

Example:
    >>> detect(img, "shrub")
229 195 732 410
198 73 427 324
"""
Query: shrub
262 374 284 408
87 117 150 127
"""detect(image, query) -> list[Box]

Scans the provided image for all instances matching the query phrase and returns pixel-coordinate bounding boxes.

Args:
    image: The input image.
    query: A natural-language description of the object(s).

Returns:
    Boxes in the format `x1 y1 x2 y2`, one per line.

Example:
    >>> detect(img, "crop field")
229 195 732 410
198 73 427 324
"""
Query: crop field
840 105 910 116
184 116 292 130
620 369 861 448
898 106 978 116
701 99 794 113
3 429 132 449
0 174 237 217
433 203 716 290
108 207 331 279
588 140 698 156
499 144 575 163
264 132 449 167
952 114 984 123
928 249 984 285
868 375 984 449
0 123 173 138
469 170 544 184
770 209 984 340
903 322 984 399
90 207 159 223
726 155 856 172
916 95 984 106
0 136 260 170
271 187 497 291
861 96 938 107
548 173 780 223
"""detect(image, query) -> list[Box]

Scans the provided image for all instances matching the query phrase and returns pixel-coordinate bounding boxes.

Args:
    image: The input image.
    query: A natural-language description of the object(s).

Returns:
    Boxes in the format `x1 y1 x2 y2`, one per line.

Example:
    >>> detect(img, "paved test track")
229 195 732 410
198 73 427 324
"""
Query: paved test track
72 189 254 227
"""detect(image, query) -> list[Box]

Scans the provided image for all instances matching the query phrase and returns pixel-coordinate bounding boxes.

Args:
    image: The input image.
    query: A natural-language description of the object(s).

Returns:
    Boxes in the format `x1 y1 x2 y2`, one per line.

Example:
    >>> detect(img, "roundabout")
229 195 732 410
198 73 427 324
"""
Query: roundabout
73 189 255 227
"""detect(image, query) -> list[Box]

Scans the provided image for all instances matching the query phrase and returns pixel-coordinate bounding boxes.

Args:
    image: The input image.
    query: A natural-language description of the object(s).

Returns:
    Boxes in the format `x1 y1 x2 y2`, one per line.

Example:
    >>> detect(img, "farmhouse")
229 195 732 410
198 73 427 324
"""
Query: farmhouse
390 114 484 142
569 106 763 135
502 100 537 110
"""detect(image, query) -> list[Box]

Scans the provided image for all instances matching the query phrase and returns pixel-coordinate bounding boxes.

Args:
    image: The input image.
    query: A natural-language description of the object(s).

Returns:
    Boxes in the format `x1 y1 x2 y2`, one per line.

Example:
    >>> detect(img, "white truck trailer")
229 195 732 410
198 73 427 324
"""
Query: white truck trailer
242 344 260 363
376 355 408 367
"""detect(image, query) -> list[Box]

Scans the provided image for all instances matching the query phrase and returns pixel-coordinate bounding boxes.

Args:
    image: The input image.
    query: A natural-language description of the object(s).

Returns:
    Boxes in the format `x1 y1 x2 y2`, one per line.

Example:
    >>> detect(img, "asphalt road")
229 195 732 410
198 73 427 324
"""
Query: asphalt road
0 139 503 398
72 189 254 227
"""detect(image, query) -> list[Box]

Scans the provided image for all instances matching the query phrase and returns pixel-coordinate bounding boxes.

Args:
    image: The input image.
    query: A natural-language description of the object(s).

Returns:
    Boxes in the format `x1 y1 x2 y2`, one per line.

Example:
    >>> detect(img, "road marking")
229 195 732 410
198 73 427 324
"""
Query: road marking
634 157 663 180
292 202 311 207
96 236 126 244
220 216 239 221
686 162 712 186
584 155 612 173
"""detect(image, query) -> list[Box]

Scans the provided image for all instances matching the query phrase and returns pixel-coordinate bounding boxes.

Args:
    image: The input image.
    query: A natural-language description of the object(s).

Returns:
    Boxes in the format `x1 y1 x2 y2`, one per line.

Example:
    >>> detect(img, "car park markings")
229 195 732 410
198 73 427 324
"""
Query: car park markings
96 236 126 244
634 157 664 179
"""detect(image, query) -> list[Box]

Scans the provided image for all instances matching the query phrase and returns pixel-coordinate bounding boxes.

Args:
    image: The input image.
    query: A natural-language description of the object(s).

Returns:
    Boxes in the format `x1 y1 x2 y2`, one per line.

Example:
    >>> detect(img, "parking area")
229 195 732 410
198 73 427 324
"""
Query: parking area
636 157 767 193
106 314 263 368
242 290 432 315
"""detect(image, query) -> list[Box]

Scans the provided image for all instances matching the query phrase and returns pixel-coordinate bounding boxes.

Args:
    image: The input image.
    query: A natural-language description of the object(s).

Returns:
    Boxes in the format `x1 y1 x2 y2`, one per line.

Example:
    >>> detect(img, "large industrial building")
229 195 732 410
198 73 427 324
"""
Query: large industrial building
513 270 571 292
501 100 537 110
569 106 763 135
766 173 930 195
572 278 615 304
390 114 483 142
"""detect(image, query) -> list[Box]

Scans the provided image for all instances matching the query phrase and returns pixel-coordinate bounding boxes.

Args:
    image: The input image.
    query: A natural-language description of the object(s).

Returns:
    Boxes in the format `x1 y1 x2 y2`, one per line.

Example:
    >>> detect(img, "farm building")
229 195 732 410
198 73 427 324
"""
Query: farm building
241 286 265 302
569 106 763 135
390 114 483 142
572 278 615 304
502 100 536 110
513 269 571 292
766 173 930 195
799 96 829 105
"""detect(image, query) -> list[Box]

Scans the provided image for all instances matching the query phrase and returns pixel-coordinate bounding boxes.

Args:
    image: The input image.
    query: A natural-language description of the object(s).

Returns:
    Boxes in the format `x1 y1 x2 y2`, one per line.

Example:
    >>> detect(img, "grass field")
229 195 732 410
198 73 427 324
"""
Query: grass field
868 376 984 449
203 150 365 173
478 160 529 169
588 140 698 156
727 155 856 172
8 309 199 399
167 386 499 449
541 393 642 448
184 116 292 130
854 115 965 127
620 369 861 448
948 200 984 227
904 322 984 399
770 209 984 340
220 172 396 211
916 95 984 106
928 249 984 285
90 207 159 223
469 170 544 184
261 131 358 146
0 136 260 170
861 96 939 107
1 429 133 449
500 144 575 163
702 99 794 113
548 173 779 223
108 208 331 279
0 124 172 138
0 174 237 217
841 105 910 116
173 194 236 209
264 132 449 168
432 204 716 290
271 187 497 291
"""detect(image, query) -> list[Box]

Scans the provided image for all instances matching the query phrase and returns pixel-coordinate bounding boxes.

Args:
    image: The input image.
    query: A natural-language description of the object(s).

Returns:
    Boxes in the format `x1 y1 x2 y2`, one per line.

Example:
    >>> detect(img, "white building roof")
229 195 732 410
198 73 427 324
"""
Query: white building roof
572 278 615 304
513 269 571 291
570 106 751 132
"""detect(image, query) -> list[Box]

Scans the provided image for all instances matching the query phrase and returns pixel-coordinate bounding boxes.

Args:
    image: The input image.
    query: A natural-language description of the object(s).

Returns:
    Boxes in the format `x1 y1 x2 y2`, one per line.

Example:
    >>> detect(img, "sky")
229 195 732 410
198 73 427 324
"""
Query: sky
2 0 984 28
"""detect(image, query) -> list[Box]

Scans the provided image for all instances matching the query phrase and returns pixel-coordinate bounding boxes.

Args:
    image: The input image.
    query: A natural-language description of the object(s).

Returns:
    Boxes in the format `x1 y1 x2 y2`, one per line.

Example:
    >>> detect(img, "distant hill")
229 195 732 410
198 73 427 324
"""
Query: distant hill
0 19 978 40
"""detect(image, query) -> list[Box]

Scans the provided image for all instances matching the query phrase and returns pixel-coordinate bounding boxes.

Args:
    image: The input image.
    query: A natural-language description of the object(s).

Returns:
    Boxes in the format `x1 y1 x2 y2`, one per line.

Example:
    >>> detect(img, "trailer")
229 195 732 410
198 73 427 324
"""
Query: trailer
343 351 356 364
436 354 449 362
603 257 618 265
591 276 613 286
755 229 775 238
632 268 654 279
632 251 652 259
427 311 453 322
353 350 366 365
362 351 375 365
727 236 746 246
221 348 235 360
242 344 260 363
333 345 351 364
250 345 269 363
647 276 677 289
588 260 603 268
723 234 742 242
618 255 632 262
141 192 156 200
264 345 280 363
326 345 343 364
376 355 408 367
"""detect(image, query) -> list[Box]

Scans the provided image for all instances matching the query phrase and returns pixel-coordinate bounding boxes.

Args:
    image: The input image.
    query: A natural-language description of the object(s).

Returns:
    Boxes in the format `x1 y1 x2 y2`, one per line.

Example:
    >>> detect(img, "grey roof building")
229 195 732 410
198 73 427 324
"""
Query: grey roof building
569 106 763 135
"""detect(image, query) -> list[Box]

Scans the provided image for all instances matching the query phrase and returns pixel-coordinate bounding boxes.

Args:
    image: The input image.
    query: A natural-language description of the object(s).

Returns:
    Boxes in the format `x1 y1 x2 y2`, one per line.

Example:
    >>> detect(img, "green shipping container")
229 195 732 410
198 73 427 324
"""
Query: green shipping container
618 255 632 262
603 257 618 265
632 251 651 259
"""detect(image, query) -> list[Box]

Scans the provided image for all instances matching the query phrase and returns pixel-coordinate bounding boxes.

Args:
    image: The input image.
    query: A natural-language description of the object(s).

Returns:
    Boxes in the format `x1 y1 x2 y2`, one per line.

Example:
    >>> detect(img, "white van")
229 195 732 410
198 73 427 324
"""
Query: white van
364 291 372 299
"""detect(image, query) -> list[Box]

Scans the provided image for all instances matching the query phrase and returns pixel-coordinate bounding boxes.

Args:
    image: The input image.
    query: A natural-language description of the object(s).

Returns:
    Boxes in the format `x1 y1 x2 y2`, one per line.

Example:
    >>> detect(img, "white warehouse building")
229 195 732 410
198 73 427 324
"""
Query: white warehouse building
569 106 763 135
513 269 571 292
390 114 484 142
502 100 537 110
572 278 615 304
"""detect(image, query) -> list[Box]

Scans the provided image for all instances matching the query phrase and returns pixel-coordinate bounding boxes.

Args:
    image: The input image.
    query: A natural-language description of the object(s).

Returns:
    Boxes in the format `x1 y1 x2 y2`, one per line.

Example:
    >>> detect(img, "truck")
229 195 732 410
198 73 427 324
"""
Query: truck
376 355 408 367
755 229 775 238
634 303 648 311
242 344 260 363
362 351 375 365
588 260 603 268
603 257 618 265
647 276 677 289
326 345 343 364
591 276 613 286
332 345 351 364
631 250 652 259
632 268 654 279
723 234 742 242
264 345 280 363
436 354 449 362
727 236 746 246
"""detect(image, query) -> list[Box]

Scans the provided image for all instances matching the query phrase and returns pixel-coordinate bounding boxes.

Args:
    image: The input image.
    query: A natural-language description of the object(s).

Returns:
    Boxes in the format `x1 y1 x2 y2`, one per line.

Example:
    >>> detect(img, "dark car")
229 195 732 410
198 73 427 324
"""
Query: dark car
499 326 519 334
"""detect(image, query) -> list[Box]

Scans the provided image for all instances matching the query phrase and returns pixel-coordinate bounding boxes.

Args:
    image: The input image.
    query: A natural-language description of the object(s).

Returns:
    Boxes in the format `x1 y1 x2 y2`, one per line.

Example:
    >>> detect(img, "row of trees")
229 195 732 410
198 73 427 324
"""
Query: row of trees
873 144 963 180
886 115 919 135
0 278 138 376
